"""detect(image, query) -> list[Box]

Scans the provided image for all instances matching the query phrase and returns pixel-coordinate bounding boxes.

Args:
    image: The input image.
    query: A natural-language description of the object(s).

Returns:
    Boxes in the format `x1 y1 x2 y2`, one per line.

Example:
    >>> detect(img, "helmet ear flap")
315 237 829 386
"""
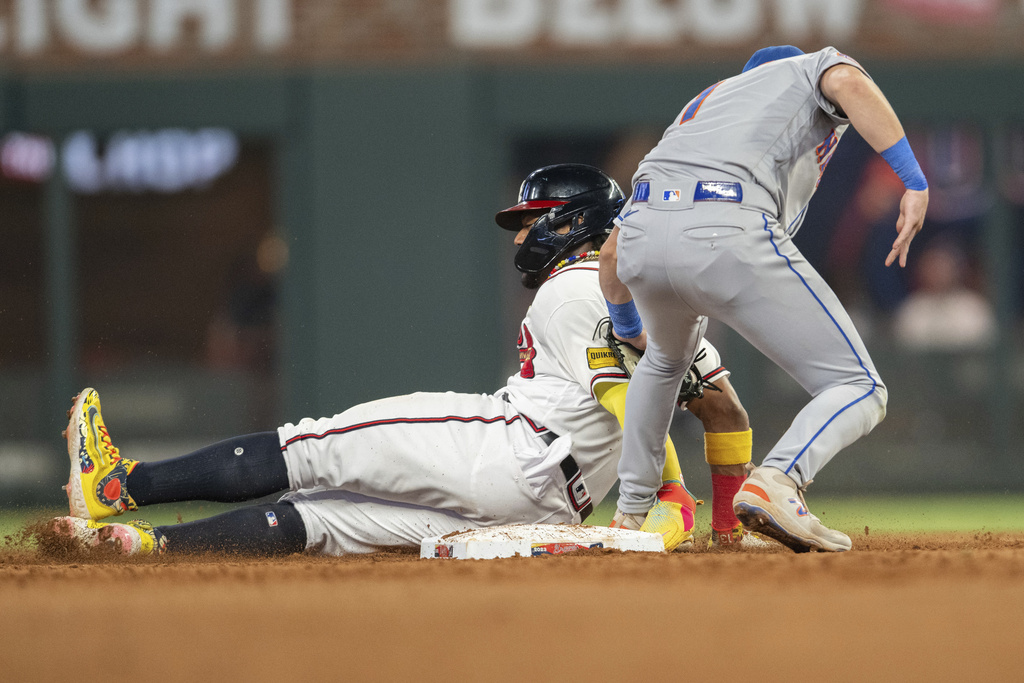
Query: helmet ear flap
513 194 622 276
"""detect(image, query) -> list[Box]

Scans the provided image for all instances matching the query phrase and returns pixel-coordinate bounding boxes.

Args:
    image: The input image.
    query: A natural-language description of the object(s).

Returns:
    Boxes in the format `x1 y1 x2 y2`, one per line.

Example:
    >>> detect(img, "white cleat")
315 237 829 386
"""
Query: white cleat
609 509 646 531
732 466 851 553
50 516 165 556
707 524 778 551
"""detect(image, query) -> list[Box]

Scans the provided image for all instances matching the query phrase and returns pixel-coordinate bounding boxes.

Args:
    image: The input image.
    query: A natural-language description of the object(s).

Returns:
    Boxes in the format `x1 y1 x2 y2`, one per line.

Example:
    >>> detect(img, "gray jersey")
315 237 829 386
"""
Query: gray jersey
613 47 889 514
634 47 867 235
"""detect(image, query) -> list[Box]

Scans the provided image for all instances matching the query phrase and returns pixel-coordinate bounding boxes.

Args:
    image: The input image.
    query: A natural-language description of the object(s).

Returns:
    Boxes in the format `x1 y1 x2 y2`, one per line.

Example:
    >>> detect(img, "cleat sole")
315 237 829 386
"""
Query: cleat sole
65 390 92 519
734 501 815 554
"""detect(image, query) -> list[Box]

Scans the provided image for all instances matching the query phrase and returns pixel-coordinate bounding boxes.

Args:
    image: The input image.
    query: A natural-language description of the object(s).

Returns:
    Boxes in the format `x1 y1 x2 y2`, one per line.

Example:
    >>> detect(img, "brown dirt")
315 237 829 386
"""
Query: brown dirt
2 531 1023 682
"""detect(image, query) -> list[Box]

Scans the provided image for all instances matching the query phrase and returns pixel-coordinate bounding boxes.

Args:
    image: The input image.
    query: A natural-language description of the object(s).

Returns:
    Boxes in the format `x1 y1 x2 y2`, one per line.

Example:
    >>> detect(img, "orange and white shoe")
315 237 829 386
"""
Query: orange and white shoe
733 466 850 553
51 516 165 556
64 388 139 521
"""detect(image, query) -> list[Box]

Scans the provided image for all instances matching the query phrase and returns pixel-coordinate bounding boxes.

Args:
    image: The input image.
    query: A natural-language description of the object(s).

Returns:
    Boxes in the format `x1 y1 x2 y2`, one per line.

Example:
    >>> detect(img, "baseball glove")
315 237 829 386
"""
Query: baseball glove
594 317 719 405
596 317 643 377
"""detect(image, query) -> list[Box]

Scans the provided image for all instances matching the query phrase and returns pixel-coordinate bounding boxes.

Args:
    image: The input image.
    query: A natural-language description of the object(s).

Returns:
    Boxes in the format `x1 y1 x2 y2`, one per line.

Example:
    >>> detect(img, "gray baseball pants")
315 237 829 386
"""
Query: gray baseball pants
615 180 887 514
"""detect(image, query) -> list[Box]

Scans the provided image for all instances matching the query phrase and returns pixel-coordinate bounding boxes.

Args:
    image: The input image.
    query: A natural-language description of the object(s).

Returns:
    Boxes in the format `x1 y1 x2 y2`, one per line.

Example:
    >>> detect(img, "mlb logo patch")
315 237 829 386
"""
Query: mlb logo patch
265 511 279 527
663 189 681 202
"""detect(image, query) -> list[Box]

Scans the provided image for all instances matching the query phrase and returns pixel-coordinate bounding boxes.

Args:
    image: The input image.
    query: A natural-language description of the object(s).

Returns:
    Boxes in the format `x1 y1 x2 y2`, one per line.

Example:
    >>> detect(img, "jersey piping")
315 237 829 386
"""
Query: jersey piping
281 412 551 449
760 213 880 474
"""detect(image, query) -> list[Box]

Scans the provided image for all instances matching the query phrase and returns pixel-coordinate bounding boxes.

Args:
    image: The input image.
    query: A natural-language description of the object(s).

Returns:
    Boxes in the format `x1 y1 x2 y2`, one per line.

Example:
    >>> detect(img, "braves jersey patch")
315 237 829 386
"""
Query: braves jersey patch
586 347 620 370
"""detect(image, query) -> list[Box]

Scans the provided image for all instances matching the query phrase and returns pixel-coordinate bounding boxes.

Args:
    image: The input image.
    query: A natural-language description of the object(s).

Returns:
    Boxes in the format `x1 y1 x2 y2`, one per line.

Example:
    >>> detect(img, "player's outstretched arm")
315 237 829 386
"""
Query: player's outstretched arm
819 64 928 269
599 227 647 350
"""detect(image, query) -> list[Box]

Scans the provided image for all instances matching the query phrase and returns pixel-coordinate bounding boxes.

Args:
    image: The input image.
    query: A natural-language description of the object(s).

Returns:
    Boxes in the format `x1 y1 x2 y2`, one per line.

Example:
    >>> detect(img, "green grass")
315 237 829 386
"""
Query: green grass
4 495 1024 548
588 493 1024 534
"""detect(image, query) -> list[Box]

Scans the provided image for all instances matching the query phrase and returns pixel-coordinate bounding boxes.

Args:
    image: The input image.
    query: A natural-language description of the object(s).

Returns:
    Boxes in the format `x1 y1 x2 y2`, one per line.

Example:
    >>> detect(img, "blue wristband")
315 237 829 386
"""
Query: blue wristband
606 300 643 339
880 136 928 191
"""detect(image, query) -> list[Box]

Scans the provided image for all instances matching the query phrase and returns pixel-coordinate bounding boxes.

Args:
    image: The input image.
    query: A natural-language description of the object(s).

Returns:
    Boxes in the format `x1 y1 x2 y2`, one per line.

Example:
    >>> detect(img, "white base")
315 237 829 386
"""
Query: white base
420 523 664 559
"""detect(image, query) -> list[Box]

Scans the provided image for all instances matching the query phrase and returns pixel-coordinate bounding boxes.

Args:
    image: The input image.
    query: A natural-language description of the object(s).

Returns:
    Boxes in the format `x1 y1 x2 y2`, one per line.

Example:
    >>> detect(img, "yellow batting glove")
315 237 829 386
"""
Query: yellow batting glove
639 480 697 551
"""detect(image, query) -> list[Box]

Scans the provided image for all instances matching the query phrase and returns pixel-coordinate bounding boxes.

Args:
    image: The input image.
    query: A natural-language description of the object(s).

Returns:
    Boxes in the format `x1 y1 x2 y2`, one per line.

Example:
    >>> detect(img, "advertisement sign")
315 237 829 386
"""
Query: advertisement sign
0 0 1019 70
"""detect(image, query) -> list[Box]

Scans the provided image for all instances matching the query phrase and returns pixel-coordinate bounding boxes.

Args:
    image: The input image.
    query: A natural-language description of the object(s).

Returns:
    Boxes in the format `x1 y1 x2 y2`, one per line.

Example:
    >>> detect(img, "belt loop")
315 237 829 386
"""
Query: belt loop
632 181 650 203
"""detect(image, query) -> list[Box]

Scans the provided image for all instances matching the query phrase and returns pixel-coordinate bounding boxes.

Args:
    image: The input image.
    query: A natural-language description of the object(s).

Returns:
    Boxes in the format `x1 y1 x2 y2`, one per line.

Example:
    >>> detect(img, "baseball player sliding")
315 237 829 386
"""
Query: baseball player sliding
52 164 767 557
601 46 928 552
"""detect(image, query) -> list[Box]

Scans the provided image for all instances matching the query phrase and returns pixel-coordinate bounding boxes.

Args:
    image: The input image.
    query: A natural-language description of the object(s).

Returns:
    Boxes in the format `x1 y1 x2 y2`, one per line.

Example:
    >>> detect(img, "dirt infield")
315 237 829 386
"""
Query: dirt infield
2 531 1023 682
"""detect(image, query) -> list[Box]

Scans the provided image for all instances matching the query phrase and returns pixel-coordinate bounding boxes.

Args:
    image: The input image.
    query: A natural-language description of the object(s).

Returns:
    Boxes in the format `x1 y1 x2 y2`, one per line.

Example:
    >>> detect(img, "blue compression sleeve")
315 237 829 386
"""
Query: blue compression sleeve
606 299 643 338
880 136 928 191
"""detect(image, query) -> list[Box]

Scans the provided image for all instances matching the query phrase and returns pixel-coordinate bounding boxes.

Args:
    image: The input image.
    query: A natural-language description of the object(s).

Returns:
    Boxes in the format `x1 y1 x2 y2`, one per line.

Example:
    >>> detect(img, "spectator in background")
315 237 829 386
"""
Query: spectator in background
602 129 663 197
893 239 995 351
825 153 908 321
206 233 287 372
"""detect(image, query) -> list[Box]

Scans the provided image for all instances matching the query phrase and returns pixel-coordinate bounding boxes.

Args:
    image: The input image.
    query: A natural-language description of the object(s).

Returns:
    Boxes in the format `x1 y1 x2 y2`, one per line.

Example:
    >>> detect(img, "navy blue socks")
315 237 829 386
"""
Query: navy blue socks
128 432 290 506
156 502 307 555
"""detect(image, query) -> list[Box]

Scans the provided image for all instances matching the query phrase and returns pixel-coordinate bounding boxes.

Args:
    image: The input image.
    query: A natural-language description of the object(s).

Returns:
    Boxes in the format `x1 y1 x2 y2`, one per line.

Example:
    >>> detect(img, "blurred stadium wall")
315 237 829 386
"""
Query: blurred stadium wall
1 0 1022 504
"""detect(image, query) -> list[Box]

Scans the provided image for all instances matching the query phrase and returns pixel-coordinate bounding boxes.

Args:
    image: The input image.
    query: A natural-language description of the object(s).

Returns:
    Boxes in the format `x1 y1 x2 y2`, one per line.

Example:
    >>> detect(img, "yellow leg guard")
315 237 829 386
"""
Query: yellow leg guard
704 429 753 466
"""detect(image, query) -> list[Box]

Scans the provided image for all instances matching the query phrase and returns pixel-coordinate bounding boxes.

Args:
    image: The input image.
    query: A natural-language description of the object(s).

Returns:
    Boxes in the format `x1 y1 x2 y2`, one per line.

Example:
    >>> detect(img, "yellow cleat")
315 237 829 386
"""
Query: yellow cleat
64 388 139 521
52 516 165 556
638 480 697 552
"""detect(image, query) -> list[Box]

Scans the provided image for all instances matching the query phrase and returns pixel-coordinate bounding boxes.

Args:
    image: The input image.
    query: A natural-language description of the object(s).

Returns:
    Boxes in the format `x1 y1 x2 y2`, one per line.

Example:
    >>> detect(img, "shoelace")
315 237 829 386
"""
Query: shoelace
98 425 120 458
796 478 823 522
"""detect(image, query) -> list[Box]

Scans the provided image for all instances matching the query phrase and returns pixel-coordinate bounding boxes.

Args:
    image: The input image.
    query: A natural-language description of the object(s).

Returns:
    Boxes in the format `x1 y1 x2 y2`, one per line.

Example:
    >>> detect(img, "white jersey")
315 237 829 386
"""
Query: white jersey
277 256 728 555
634 46 868 235
503 258 728 507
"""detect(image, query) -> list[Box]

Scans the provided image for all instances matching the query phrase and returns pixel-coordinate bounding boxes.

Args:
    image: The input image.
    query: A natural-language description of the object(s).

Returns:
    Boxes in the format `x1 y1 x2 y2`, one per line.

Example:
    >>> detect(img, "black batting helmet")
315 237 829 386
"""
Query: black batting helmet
495 163 624 279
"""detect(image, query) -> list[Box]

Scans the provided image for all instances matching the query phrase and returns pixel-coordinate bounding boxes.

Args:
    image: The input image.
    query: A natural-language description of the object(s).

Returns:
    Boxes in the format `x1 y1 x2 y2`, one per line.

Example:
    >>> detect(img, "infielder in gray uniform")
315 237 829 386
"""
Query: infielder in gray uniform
600 46 929 552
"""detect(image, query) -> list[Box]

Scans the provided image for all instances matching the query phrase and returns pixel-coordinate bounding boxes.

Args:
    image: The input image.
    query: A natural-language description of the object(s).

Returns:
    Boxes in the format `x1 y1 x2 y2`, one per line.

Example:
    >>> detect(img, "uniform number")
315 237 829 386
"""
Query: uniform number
518 324 537 379
814 128 839 187
679 82 721 124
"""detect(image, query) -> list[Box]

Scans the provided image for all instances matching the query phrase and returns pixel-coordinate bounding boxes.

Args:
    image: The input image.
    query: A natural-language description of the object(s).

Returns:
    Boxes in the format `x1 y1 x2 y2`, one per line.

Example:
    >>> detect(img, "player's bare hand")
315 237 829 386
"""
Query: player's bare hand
885 188 928 268
614 328 647 351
